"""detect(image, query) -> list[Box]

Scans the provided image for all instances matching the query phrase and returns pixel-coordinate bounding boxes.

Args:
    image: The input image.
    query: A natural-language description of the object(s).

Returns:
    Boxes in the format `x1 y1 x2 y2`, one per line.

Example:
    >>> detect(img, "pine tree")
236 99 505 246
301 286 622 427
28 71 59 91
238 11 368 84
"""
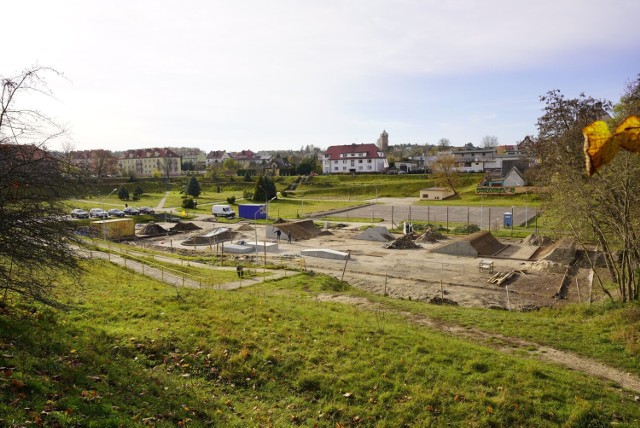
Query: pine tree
118 185 130 200
186 176 202 198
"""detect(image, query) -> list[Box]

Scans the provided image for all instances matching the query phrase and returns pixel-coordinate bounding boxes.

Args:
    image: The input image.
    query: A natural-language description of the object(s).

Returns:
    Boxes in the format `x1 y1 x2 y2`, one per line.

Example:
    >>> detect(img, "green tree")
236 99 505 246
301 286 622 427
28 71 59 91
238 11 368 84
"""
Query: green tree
133 185 144 198
186 176 202 198
253 175 277 202
118 185 130 201
0 67 83 308
535 87 640 301
296 155 318 175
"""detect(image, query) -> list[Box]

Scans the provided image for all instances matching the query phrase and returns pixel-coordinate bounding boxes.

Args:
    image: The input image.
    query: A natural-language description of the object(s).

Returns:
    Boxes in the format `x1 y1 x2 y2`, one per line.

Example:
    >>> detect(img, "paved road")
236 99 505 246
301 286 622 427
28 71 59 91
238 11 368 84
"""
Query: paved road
86 246 292 291
331 203 539 229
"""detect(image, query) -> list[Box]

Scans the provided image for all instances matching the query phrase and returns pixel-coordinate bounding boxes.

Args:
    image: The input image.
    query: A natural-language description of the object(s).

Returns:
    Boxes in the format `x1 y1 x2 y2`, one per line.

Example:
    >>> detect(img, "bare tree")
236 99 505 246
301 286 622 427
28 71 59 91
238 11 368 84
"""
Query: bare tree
0 67 83 308
430 154 460 194
437 138 451 151
90 149 117 177
481 135 499 148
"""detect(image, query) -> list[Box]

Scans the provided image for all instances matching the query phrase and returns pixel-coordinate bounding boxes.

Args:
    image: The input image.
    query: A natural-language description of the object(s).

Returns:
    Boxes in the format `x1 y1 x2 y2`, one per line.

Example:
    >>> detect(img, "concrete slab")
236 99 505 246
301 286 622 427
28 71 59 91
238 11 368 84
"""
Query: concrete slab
244 241 280 253
301 249 350 260
222 244 258 254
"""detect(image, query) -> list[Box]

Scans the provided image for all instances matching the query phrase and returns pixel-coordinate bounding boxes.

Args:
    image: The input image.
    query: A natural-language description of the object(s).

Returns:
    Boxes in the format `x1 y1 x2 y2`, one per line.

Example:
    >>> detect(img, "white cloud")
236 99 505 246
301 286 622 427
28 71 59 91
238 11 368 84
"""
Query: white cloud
3 0 640 151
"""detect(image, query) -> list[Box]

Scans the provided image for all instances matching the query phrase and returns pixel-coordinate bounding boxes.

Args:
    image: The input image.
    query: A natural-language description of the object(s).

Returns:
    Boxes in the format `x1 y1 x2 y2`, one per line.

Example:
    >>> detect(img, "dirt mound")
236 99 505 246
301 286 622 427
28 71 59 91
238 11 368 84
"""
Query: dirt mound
522 234 552 246
170 222 202 232
415 228 444 243
272 219 323 241
353 226 395 242
139 222 168 235
383 235 422 249
236 223 255 231
523 260 565 274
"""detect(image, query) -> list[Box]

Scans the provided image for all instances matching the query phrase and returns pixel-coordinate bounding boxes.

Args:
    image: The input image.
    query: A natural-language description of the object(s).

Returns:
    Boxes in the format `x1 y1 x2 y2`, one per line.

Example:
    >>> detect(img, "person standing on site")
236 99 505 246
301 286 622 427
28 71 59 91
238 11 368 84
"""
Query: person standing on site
287 231 292 243
275 229 282 241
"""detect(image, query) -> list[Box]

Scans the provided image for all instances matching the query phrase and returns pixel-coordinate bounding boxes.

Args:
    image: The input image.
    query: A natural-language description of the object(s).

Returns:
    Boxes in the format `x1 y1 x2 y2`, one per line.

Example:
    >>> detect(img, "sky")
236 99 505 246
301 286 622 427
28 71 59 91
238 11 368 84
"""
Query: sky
4 0 640 153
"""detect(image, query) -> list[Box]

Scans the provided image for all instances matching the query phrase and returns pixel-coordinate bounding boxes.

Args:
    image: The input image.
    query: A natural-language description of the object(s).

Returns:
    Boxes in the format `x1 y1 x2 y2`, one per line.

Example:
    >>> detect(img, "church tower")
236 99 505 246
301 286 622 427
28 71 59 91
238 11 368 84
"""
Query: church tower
377 130 389 151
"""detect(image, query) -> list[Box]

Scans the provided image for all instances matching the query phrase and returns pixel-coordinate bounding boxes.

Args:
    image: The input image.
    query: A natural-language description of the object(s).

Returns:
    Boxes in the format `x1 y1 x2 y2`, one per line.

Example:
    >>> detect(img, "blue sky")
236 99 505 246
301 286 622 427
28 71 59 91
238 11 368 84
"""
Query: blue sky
4 0 640 152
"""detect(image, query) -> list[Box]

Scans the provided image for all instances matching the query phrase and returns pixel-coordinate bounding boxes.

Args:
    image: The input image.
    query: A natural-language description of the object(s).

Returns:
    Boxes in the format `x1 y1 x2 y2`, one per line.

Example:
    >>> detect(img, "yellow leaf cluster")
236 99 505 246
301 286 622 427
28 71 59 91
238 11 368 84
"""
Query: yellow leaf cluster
583 115 640 175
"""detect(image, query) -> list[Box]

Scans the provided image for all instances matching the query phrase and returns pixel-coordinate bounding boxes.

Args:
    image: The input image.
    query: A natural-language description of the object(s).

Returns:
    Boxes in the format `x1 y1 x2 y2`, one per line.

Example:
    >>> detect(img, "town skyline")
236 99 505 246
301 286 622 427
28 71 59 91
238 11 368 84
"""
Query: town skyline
4 1 640 153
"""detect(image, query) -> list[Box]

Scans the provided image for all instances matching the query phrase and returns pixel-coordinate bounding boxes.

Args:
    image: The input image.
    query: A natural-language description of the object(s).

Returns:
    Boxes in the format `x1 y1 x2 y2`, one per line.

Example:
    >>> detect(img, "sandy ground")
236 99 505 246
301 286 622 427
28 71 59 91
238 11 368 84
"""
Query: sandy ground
136 219 584 310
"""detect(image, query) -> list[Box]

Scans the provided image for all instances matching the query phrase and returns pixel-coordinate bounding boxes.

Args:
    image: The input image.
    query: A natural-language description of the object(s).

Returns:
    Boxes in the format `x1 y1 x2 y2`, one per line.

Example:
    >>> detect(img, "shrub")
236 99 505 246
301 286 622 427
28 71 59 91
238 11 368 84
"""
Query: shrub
182 198 196 209
454 224 480 234
227 195 236 204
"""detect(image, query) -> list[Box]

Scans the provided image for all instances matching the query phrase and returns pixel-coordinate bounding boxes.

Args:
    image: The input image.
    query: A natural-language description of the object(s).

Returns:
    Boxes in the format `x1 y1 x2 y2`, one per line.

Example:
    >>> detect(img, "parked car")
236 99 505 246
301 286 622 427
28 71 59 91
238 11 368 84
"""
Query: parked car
123 207 140 215
138 207 155 215
108 209 125 217
89 208 109 219
70 208 89 219
212 204 235 218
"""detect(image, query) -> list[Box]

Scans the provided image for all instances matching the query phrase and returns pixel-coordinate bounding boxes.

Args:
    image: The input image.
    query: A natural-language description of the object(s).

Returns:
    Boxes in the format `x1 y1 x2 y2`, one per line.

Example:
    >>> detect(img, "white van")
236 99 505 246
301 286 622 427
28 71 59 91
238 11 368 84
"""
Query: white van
212 204 235 218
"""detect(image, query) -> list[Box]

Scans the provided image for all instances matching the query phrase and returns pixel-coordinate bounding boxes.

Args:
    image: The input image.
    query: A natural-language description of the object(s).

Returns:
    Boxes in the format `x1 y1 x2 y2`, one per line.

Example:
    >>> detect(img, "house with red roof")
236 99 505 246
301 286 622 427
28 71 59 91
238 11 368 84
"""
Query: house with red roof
322 143 388 174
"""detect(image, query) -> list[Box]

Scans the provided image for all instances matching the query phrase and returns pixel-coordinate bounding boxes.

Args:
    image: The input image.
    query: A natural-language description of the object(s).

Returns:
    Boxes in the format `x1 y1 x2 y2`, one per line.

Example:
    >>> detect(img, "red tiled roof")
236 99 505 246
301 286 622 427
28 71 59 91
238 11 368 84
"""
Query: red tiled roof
120 148 180 159
206 150 227 159
323 144 383 161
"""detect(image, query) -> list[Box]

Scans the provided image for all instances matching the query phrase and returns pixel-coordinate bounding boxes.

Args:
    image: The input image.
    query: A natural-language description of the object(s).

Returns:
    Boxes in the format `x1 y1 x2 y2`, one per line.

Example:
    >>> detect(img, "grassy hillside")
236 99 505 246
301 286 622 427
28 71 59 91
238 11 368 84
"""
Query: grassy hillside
1 260 638 426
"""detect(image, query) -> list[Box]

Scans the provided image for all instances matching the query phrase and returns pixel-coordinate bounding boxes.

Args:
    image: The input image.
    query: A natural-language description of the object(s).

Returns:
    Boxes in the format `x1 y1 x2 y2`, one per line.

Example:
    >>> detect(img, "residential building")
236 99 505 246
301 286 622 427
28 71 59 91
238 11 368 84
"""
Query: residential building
502 167 526 187
118 148 181 177
180 148 206 170
322 143 388 174
205 150 230 166
450 148 497 172
69 150 118 176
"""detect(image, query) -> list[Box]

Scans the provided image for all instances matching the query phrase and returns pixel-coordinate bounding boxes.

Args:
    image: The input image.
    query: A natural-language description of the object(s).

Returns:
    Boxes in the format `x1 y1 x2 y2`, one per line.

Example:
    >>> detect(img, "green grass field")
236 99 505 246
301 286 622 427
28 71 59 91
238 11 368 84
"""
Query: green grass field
1 260 638 426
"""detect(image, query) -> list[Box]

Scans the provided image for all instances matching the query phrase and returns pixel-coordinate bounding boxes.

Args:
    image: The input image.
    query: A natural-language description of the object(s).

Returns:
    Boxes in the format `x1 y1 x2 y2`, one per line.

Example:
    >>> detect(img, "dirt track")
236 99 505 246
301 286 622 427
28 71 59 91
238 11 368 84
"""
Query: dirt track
315 293 640 395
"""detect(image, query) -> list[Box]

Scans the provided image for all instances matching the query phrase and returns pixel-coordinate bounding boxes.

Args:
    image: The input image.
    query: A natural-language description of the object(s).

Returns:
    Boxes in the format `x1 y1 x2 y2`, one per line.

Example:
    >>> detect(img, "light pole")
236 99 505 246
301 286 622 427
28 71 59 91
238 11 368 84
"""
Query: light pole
511 206 514 237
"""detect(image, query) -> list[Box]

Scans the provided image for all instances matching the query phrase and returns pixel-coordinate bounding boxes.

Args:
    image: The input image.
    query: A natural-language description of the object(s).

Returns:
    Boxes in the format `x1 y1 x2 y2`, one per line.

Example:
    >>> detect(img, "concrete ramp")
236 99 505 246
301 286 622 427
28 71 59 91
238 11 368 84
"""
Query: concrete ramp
181 227 238 246
301 249 350 260
221 243 257 254
353 226 395 242
431 231 507 257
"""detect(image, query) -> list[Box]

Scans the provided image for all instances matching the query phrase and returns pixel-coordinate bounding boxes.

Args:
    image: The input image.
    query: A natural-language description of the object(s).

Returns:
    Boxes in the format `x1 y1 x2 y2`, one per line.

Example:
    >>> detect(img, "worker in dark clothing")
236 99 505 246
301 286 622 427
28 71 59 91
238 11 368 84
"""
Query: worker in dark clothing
276 229 282 241
287 231 292 243
236 265 244 278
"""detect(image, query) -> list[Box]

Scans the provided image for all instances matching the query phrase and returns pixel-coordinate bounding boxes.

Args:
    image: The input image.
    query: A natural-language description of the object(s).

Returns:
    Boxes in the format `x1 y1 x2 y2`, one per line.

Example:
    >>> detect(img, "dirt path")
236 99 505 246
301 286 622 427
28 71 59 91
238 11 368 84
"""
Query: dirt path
315 293 640 395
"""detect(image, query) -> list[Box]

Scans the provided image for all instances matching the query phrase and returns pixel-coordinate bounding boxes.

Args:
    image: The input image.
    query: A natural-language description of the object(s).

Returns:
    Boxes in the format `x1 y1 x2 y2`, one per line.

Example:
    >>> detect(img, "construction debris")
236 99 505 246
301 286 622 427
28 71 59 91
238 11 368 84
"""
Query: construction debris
236 223 255 231
487 271 516 286
383 235 422 249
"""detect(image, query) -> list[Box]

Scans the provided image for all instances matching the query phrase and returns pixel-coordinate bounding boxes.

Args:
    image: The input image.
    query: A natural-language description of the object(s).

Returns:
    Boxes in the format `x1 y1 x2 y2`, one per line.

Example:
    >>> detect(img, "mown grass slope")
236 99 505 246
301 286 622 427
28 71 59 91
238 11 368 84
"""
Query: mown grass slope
1 260 638 426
